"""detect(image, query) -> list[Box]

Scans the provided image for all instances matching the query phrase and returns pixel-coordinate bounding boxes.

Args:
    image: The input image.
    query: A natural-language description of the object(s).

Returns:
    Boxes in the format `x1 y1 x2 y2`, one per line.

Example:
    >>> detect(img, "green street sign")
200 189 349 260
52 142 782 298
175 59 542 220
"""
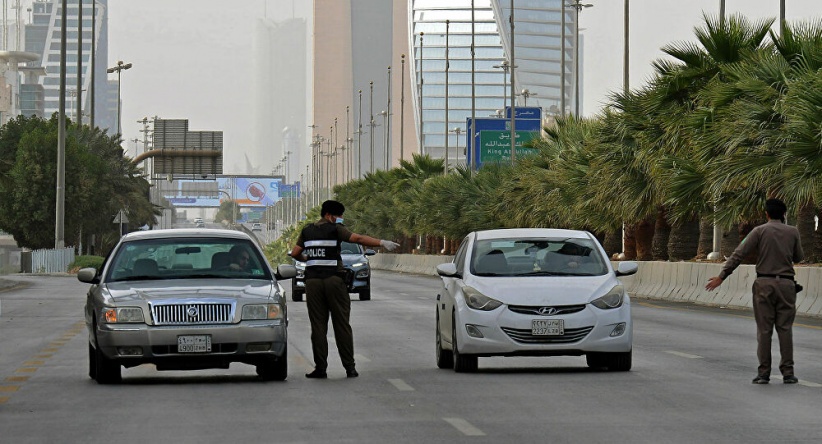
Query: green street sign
479 130 540 163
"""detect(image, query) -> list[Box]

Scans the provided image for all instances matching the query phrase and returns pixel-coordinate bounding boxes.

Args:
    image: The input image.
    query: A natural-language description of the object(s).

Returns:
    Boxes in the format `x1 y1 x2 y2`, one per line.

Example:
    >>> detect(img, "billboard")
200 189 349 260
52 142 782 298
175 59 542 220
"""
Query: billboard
161 176 287 208
217 177 281 207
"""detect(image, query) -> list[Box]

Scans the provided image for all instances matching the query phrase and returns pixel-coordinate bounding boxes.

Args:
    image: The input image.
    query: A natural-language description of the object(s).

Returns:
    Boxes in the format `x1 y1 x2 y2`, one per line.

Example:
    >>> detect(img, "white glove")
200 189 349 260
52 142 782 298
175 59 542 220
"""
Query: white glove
380 240 400 252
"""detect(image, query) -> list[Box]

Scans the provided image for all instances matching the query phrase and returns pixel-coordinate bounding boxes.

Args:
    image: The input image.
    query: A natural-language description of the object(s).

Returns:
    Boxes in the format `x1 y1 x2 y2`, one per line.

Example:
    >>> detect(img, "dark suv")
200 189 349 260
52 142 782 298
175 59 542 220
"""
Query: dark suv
292 241 376 301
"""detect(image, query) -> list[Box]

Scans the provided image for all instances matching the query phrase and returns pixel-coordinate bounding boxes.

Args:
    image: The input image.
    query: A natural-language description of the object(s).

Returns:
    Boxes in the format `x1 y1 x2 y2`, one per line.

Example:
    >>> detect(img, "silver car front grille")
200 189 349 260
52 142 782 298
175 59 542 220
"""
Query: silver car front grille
150 302 234 325
501 326 594 344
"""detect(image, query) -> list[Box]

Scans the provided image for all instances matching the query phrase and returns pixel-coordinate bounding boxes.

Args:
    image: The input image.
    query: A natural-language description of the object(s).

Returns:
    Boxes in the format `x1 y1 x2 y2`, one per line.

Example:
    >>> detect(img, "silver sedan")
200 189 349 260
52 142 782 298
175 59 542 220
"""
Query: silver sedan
78 228 296 383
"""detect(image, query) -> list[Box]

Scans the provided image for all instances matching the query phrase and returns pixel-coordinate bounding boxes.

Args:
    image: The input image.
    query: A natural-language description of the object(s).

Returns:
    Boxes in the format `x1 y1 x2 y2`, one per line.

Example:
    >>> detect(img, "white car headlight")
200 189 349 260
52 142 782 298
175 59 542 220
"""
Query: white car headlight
103 307 144 323
242 304 283 320
463 286 503 311
591 285 625 309
351 262 366 268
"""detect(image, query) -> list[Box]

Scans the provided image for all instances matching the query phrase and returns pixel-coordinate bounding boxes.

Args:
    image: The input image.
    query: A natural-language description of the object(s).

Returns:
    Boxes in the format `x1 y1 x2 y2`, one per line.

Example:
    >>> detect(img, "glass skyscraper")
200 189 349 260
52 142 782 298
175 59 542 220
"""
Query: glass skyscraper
409 0 575 164
25 0 114 132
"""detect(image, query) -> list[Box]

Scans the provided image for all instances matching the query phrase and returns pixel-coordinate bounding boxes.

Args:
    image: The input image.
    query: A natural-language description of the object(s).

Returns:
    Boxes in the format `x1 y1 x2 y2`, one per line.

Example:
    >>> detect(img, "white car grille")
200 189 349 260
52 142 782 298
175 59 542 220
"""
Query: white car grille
151 303 234 325
501 326 594 344
508 304 587 316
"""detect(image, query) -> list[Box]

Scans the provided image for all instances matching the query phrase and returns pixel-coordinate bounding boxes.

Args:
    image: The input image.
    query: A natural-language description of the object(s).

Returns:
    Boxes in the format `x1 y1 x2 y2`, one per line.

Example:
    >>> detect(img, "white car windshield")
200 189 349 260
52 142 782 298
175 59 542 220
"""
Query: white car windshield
106 237 271 281
470 238 608 277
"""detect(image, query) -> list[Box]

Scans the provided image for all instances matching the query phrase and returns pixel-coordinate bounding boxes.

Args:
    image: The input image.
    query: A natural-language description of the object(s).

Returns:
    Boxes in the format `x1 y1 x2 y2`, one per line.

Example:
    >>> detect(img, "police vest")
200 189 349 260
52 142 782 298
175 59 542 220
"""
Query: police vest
301 222 342 278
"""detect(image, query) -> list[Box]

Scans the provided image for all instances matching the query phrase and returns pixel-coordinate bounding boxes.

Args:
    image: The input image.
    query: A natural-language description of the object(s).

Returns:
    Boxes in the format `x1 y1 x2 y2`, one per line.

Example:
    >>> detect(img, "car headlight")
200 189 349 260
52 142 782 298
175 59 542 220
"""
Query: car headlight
591 285 625 309
355 268 370 278
103 307 144 323
242 303 283 320
462 286 503 311
351 262 366 268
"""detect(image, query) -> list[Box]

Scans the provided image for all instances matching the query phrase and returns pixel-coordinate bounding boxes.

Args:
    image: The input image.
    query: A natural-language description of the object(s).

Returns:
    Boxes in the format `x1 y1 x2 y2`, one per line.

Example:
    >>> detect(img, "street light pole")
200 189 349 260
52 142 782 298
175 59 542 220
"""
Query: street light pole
568 0 592 117
90 0 95 127
418 32 424 156
357 89 363 178
369 81 375 173
76 0 82 125
400 54 405 163
509 0 516 164
518 88 537 106
386 65 391 170
345 105 350 181
444 20 450 174
380 110 388 170
561 1 566 115
107 60 132 135
470 0 476 173
450 127 463 166
55 0 68 248
492 60 510 110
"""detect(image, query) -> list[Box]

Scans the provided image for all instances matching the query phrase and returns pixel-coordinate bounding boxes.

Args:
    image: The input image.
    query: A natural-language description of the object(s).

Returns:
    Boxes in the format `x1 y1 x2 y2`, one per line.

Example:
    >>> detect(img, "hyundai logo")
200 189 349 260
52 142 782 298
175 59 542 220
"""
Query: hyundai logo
537 307 558 316
187 306 199 318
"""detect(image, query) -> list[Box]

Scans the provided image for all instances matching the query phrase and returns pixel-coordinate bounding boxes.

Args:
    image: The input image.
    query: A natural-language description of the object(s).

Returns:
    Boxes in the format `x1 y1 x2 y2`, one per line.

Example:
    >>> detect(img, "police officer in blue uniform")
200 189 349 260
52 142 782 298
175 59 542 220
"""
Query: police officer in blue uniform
290 200 399 378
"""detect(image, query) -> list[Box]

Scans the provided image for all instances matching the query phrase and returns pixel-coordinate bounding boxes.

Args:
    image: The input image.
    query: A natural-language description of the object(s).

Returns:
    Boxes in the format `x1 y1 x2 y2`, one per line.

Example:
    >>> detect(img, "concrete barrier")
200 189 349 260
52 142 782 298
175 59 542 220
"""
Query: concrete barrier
369 254 822 317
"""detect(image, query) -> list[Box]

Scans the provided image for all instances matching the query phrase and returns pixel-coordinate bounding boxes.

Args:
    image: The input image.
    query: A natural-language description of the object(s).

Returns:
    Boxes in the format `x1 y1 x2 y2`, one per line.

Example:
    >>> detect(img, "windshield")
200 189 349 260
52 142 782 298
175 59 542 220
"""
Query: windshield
106 237 272 282
470 238 608 277
340 241 363 255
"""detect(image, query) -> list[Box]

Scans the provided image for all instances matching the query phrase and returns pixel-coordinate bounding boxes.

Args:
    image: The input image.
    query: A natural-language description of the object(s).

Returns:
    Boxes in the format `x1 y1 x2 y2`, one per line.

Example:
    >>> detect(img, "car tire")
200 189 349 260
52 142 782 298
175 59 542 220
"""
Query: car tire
359 289 371 301
291 290 303 302
436 311 453 369
257 347 288 381
604 350 632 372
585 352 607 369
452 313 477 373
92 329 122 384
88 343 97 380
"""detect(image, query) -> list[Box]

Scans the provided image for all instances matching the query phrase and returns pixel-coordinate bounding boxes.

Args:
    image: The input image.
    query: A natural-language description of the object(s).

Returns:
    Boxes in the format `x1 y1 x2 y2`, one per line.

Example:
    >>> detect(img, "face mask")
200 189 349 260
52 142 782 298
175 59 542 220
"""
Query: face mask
336 217 344 224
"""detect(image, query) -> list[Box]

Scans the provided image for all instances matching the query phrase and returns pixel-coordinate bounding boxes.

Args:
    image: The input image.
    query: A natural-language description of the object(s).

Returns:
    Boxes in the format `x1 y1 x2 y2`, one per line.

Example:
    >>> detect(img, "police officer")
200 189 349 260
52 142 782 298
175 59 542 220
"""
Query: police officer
706 198 803 384
289 200 399 379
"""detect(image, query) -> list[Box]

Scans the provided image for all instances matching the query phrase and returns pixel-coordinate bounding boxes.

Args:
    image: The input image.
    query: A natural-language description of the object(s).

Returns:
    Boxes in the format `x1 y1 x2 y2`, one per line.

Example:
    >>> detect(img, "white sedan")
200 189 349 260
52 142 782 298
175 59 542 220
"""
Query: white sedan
435 228 638 372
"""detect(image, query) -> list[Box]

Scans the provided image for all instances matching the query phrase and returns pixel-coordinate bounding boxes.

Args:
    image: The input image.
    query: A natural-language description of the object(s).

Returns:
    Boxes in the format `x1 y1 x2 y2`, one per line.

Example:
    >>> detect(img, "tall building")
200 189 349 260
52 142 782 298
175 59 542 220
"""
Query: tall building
24 0 114 132
409 0 576 164
252 15 308 183
300 0 580 191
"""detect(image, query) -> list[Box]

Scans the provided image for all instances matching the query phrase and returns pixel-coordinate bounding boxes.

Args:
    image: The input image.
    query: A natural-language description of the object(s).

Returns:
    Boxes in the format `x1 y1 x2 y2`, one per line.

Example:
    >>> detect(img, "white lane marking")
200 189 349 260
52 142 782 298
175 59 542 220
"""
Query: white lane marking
417 296 428 300
388 378 415 392
771 375 822 387
354 354 371 363
665 350 703 359
443 417 485 436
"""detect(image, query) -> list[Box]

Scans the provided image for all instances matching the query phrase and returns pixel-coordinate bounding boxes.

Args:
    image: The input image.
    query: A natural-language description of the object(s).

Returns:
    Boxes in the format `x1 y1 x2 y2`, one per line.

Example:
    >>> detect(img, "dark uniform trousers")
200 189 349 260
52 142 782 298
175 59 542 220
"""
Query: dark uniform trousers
305 275 355 371
752 277 797 377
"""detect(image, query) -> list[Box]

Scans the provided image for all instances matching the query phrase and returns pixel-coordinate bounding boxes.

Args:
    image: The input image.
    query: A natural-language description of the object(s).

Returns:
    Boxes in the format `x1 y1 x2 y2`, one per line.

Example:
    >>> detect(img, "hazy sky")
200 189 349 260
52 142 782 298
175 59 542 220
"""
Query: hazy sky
98 1 822 173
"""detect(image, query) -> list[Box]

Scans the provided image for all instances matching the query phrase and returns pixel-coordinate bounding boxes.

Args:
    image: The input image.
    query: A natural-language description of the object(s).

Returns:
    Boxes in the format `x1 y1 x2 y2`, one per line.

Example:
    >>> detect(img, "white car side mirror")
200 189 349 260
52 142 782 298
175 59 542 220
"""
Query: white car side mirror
615 261 638 276
436 263 459 277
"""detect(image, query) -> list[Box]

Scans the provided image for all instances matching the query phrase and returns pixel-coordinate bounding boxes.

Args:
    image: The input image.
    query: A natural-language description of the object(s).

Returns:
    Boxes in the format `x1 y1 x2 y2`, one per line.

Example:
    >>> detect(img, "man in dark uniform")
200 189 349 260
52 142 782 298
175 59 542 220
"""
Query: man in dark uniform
706 198 803 384
289 200 399 379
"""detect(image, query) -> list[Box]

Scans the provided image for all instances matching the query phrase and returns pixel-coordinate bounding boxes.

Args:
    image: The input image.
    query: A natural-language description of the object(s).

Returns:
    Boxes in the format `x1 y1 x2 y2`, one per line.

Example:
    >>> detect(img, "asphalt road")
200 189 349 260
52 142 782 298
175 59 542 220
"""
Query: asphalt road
1 271 822 443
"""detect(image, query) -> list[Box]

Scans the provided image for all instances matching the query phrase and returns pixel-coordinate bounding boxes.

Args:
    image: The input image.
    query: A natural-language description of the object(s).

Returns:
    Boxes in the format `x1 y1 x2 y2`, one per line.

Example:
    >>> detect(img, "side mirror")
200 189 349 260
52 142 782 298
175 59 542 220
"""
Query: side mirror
436 263 460 278
77 267 100 284
364 249 376 256
275 264 297 280
615 261 638 277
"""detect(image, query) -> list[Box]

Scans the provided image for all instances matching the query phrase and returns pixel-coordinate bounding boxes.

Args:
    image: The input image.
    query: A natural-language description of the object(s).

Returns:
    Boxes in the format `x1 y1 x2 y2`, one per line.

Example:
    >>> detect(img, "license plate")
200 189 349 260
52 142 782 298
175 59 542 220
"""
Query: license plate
177 335 212 353
532 319 564 336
